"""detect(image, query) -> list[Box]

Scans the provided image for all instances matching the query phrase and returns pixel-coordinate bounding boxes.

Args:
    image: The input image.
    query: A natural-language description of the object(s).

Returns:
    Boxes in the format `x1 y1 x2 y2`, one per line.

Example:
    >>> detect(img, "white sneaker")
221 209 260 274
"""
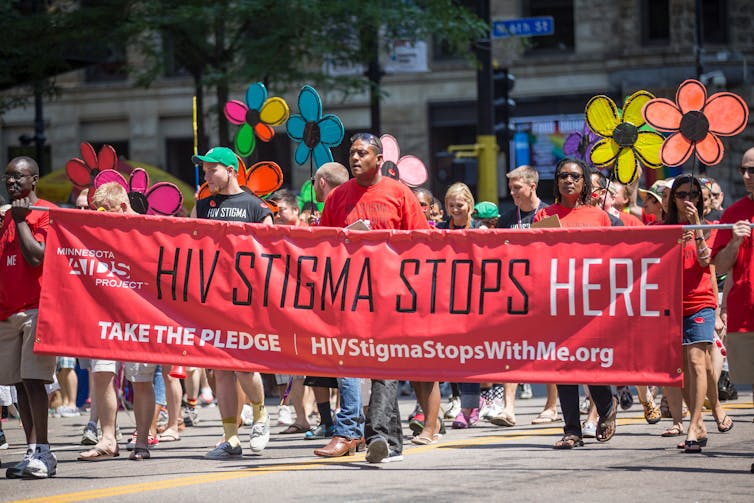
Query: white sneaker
519 383 533 399
6 448 33 478
277 405 293 426
58 406 80 418
483 401 504 420
582 421 597 438
22 448 57 478
81 423 98 445
249 415 270 454
240 404 254 426
443 396 461 419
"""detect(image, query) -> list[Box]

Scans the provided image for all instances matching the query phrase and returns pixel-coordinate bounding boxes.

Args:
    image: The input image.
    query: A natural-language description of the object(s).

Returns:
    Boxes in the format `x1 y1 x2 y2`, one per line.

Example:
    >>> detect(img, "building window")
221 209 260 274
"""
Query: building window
702 0 728 45
521 0 574 52
641 0 670 45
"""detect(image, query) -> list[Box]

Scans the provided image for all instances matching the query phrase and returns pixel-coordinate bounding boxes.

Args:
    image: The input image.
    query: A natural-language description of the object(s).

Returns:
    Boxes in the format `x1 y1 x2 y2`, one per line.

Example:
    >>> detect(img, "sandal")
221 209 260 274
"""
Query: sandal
129 447 151 460
410 435 434 446
596 396 618 442
677 437 707 449
660 424 685 437
278 423 310 435
553 434 584 449
78 446 120 461
716 415 734 433
682 439 703 453
640 400 662 424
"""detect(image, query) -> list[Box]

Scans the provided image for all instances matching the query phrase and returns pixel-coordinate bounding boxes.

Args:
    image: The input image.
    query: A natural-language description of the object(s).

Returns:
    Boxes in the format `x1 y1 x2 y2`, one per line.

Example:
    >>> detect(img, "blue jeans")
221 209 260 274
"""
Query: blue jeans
333 378 363 439
153 365 166 407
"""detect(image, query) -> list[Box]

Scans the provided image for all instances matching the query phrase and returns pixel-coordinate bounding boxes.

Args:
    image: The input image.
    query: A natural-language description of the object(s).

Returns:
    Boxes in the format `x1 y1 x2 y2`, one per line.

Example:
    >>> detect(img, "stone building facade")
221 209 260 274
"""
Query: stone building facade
1 0 752 203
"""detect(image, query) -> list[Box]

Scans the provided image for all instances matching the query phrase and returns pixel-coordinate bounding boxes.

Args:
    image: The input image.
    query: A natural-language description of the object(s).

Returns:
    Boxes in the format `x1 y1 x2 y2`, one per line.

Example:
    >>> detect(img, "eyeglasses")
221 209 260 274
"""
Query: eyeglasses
556 172 583 181
739 166 754 176
674 190 700 200
1 173 32 183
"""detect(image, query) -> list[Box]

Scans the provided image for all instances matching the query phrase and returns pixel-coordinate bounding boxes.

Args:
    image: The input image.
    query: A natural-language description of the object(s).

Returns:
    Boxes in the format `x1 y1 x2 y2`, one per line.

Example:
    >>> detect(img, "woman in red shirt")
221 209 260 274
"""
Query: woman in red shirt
534 159 616 449
663 175 720 453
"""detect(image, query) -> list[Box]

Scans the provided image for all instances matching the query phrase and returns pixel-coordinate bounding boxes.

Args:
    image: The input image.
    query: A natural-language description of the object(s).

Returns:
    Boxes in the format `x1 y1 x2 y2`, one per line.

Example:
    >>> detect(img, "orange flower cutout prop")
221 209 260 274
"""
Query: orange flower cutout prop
642 79 749 166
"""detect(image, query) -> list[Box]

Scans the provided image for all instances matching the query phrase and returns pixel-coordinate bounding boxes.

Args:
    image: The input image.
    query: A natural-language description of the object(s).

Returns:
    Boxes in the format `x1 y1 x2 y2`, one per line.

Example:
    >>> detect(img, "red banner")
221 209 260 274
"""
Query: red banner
36 208 683 385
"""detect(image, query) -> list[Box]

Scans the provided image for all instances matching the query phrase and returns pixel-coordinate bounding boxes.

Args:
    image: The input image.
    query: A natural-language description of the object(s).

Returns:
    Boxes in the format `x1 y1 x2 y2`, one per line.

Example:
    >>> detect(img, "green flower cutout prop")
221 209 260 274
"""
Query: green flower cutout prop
585 90 664 184
224 82 290 157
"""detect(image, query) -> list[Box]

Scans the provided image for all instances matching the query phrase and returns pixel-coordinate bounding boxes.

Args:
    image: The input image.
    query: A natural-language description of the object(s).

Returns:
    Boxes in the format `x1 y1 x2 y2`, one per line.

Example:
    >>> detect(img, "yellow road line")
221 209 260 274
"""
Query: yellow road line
9 405 751 503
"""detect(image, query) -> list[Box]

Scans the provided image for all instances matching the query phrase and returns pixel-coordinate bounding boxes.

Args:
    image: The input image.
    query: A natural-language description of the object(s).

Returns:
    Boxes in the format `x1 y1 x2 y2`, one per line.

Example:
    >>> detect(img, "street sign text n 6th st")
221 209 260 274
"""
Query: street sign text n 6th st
492 17 554 39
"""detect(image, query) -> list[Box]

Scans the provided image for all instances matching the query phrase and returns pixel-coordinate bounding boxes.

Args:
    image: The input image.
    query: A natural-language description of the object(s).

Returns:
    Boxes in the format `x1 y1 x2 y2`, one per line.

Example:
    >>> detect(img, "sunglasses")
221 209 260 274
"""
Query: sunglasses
556 172 583 181
739 166 754 176
674 190 700 200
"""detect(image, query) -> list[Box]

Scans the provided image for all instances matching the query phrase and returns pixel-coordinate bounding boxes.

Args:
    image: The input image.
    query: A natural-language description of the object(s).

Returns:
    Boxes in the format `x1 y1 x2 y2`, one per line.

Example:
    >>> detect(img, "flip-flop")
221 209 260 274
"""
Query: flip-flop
78 446 120 461
661 424 685 437
596 396 618 442
531 410 561 424
716 415 734 433
279 423 310 434
129 447 151 460
410 436 434 446
159 431 181 442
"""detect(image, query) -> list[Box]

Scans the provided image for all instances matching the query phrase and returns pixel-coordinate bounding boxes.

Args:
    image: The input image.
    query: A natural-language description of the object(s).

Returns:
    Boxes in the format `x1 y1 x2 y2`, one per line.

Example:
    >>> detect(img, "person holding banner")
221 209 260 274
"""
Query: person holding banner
497 165 562 427
190 146 274 459
318 132 431 463
664 175 723 453
0 157 58 478
713 147 754 424
533 158 617 449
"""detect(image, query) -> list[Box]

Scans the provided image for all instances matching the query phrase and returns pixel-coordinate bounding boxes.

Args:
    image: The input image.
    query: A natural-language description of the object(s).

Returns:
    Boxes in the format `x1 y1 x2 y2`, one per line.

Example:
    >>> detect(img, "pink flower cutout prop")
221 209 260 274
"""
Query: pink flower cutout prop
93 168 183 216
380 134 428 187
642 79 749 166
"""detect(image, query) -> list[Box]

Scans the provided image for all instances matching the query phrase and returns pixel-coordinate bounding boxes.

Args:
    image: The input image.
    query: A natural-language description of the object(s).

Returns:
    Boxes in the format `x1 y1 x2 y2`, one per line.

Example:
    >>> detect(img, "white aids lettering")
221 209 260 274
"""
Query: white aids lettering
97 321 280 352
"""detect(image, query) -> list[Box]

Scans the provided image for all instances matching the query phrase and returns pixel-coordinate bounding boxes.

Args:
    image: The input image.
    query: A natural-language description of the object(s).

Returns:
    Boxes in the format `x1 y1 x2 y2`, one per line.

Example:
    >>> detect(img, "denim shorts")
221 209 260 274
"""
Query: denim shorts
682 307 715 345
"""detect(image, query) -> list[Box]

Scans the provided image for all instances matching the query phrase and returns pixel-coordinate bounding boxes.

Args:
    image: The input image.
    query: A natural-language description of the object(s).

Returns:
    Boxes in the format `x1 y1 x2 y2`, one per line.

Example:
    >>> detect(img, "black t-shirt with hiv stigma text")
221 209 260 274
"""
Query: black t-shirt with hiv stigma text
195 191 272 223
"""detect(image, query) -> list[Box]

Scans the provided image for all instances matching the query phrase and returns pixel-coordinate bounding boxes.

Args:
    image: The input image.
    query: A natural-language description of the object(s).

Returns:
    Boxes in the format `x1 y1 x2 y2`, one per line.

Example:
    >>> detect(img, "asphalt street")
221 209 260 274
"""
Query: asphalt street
1 388 752 503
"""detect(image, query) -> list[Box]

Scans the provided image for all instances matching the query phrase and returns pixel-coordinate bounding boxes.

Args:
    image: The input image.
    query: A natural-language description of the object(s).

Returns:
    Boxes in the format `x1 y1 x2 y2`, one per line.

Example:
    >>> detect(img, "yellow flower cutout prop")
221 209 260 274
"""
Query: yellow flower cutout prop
585 90 664 184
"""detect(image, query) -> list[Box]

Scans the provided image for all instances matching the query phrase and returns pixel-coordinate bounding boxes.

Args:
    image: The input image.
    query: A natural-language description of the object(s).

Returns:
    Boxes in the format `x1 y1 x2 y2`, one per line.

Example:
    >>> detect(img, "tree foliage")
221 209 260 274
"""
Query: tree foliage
0 1 130 112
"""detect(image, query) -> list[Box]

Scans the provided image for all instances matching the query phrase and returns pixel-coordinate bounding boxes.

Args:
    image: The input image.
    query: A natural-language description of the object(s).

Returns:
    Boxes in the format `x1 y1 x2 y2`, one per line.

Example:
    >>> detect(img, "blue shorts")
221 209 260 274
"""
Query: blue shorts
682 307 715 345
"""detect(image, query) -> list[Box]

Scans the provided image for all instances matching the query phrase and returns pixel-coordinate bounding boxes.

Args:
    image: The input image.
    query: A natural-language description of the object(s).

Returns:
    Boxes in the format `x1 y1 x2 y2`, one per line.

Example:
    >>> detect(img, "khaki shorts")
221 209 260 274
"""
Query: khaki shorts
81 359 118 374
726 332 754 384
125 362 157 383
0 309 56 385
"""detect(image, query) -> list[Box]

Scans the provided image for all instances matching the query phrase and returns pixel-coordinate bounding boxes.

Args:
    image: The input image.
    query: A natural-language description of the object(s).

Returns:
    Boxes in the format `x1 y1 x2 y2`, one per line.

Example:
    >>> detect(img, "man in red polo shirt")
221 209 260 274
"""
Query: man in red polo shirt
0 157 57 479
712 147 754 408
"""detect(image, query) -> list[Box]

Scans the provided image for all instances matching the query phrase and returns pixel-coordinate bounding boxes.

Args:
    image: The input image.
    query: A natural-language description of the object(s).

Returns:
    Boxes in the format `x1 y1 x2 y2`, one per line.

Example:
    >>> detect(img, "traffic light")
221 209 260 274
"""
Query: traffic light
493 68 516 150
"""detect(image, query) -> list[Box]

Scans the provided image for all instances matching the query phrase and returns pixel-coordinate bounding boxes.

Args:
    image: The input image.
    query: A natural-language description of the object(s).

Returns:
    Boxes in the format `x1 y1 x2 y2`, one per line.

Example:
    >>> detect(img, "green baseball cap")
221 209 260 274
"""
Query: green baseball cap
192 147 239 171
473 201 500 219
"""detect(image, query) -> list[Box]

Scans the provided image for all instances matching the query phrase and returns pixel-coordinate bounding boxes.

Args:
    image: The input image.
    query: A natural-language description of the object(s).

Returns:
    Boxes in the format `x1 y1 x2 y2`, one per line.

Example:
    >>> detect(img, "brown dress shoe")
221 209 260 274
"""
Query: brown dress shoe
313 436 357 457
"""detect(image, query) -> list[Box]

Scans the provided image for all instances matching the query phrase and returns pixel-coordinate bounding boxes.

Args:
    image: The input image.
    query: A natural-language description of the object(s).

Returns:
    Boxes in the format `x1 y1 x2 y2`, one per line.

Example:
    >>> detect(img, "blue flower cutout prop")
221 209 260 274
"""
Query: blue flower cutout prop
286 85 344 168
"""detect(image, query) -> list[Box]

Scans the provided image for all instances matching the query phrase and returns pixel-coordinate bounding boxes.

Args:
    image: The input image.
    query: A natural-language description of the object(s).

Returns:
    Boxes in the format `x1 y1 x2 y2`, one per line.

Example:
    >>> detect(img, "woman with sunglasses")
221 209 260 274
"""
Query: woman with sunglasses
663 175 726 453
533 158 617 449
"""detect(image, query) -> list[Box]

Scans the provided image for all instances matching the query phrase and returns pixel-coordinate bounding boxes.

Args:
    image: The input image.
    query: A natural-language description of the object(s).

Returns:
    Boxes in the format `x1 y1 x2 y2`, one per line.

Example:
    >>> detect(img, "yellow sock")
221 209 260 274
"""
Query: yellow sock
252 402 267 423
222 417 240 447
